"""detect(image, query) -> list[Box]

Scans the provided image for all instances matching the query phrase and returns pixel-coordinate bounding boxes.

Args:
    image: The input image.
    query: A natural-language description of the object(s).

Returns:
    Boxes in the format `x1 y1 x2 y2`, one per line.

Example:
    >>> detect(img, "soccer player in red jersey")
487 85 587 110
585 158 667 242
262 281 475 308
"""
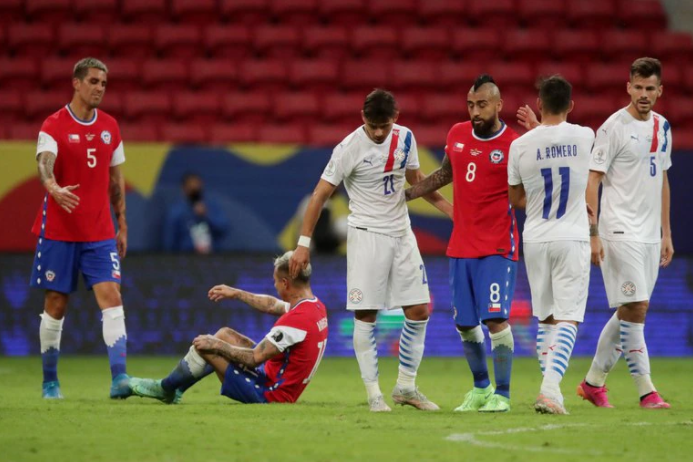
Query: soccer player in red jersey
405 75 520 412
129 252 329 405
31 58 131 400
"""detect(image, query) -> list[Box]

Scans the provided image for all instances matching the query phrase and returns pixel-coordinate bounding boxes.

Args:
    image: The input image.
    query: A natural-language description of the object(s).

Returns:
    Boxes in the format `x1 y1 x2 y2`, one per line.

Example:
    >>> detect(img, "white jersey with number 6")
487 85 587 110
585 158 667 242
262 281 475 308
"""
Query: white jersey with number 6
508 122 595 243
320 124 420 238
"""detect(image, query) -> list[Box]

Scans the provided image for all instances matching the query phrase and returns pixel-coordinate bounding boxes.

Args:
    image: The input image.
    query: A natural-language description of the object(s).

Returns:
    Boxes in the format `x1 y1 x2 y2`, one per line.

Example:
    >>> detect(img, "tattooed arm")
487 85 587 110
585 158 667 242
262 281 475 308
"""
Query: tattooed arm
404 154 453 202
110 165 128 258
192 335 281 369
208 284 289 316
37 152 81 213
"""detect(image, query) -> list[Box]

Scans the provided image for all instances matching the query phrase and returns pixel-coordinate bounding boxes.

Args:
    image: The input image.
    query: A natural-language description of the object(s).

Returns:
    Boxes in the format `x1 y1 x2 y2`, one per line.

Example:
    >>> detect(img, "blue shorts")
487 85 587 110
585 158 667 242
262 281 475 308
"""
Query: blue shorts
29 238 122 294
450 256 517 326
220 363 269 404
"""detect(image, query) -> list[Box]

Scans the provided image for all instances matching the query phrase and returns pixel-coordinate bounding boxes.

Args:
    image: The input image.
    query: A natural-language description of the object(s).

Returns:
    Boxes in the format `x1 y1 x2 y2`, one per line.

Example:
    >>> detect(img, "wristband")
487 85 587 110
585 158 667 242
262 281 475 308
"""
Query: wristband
589 224 599 237
298 235 311 248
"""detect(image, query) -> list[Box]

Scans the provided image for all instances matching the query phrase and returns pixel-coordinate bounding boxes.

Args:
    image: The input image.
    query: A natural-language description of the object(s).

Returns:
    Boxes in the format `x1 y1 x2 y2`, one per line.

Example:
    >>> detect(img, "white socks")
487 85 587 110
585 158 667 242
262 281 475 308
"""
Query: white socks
40 311 64 353
459 324 485 344
397 318 428 391
184 346 208 377
541 322 578 400
536 323 557 376
586 312 622 387
619 320 656 397
102 306 127 348
353 319 381 399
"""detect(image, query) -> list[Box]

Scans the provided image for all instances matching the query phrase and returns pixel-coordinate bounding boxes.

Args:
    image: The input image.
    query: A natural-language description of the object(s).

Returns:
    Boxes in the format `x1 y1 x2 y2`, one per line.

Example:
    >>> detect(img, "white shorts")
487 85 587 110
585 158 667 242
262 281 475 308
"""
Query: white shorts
524 241 590 323
346 226 430 310
601 239 660 308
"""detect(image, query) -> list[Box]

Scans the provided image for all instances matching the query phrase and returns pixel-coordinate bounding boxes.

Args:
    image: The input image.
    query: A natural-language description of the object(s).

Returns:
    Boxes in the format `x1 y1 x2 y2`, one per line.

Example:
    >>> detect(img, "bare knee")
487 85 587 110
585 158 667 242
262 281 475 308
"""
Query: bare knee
93 282 122 309
484 319 509 334
44 291 68 319
618 301 649 323
403 304 430 321
215 327 237 340
354 310 378 323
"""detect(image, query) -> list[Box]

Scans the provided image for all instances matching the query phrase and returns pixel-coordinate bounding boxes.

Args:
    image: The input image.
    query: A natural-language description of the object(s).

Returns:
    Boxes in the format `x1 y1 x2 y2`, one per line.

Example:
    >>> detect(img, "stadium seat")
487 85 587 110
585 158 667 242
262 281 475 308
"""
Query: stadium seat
220 0 269 26
600 30 648 62
73 0 118 24
567 1 617 30
585 63 630 93
517 0 567 28
421 94 467 124
437 62 484 90
155 25 202 59
221 92 272 122
0 91 23 125
258 124 308 144
570 95 619 129
121 0 168 24
552 30 600 64
683 64 693 94
468 0 518 28
672 128 693 150
189 59 238 91
417 0 467 27
368 0 418 27
451 28 502 63
618 0 667 30
108 24 154 59
391 61 439 92
25 91 71 119
0 0 24 27
97 91 123 119
486 62 534 94
410 124 448 147
123 92 172 123
307 124 354 146
8 24 55 58
274 92 321 121
120 123 161 142
351 26 399 60
320 0 366 27
171 0 218 25
25 0 73 26
392 93 421 125
652 32 693 65
238 60 288 92
400 27 450 61
142 60 189 91
209 123 258 143
666 97 693 127
254 26 302 59
9 123 41 140
172 92 221 124
0 58 39 92
535 62 585 91
0 26 5 51
103 59 141 92
288 59 339 92
341 61 392 91
323 93 364 123
161 123 208 144
658 61 683 91
302 26 350 60
41 58 76 90
0 124 8 140
503 29 552 64
271 0 319 26
497 93 521 122
204 25 252 59
57 24 107 59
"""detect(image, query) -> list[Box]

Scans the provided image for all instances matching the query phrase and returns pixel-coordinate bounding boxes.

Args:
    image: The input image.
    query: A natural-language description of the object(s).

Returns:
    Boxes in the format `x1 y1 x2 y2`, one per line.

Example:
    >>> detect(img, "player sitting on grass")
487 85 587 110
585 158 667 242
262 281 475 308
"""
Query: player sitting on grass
129 251 328 404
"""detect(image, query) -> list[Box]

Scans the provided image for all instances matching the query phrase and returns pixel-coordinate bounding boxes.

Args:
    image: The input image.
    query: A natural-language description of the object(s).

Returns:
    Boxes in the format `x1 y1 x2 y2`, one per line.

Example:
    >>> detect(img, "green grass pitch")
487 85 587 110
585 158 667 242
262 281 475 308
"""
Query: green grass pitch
1 356 691 462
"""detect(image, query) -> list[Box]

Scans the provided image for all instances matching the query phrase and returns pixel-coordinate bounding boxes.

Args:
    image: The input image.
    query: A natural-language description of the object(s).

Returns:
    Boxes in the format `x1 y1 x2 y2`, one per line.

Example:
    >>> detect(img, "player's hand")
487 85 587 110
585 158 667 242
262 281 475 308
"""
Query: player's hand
50 184 80 213
590 236 604 266
208 284 241 302
289 246 310 279
192 334 219 352
660 236 674 268
517 104 540 131
116 227 127 259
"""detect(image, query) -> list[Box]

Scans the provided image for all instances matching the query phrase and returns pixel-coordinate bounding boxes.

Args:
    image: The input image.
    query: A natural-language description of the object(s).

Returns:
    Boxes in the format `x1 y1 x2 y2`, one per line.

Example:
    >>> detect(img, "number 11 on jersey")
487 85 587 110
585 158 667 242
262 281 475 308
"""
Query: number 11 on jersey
541 167 570 220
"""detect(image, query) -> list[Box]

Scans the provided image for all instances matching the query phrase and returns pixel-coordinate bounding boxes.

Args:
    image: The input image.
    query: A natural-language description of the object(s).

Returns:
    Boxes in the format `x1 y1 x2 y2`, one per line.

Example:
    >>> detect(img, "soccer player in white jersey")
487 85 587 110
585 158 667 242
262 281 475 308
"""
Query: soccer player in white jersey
290 89 452 412
577 57 673 410
508 76 595 414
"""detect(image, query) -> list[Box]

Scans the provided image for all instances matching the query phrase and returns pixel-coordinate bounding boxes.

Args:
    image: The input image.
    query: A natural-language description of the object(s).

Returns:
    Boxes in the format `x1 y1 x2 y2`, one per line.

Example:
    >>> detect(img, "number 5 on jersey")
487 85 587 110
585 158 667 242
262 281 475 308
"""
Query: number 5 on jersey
87 148 97 168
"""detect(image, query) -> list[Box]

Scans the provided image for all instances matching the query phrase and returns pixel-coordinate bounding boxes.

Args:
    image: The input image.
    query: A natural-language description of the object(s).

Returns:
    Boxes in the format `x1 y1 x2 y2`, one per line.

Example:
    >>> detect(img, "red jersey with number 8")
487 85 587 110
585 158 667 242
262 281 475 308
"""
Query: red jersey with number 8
32 105 125 242
445 121 520 261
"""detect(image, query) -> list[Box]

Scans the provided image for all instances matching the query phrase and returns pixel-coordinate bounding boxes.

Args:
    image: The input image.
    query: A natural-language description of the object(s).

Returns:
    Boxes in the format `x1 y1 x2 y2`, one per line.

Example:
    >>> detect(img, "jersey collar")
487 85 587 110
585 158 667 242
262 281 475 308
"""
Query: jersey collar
471 120 506 142
290 297 318 311
66 104 98 126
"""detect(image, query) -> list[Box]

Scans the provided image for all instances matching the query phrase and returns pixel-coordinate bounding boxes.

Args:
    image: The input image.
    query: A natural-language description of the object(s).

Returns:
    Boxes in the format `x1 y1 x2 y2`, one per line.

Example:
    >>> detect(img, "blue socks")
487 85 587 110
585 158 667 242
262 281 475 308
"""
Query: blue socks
458 325 490 389
490 327 514 399
102 306 127 379
39 311 64 384
162 346 211 392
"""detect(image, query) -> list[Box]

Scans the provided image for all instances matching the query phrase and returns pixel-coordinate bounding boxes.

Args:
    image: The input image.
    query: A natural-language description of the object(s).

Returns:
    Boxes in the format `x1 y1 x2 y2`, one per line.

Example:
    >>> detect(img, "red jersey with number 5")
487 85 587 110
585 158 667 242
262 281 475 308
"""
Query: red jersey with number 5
263 297 329 403
32 105 125 242
445 121 519 260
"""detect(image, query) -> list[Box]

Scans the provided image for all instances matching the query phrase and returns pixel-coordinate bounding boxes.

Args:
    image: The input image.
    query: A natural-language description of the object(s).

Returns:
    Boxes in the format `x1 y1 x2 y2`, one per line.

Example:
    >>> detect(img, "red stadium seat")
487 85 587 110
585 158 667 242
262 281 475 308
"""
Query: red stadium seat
171 0 218 25
535 62 585 90
567 1 617 30
552 30 599 64
571 95 619 129
653 32 693 65
120 123 160 142
323 93 364 123
155 25 202 60
9 123 42 140
503 29 551 64
74 0 118 25
209 124 259 143
121 0 168 24
468 0 518 28
517 0 567 28
0 91 23 125
302 26 350 60
411 124 448 147
254 26 302 59
97 91 123 119
161 123 208 144
417 0 467 28
341 61 392 91
320 0 366 27
8 24 55 59
0 0 24 27
617 0 667 29
486 62 534 94
204 25 252 59
392 93 421 125
351 26 399 60
672 127 693 150
142 60 189 91
684 64 693 94
288 59 339 91
108 24 154 59
238 60 288 92
0 58 39 91
172 92 221 124
274 92 321 121
221 92 272 122
189 59 238 91
41 58 75 90
58 24 107 59
25 91 71 119
26 0 72 25
422 94 466 123
307 124 354 146
123 92 172 123
437 62 484 90
400 27 451 61
391 61 439 92
600 30 648 62
220 0 269 26
451 28 502 63
368 0 418 27
666 97 693 127
271 0 319 26
103 59 141 92
585 63 630 92
258 124 307 144
658 61 683 92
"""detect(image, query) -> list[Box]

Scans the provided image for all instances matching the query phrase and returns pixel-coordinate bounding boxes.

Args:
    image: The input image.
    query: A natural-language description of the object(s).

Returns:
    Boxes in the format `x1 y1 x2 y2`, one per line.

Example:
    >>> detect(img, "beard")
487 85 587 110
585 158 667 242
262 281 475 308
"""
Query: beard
472 116 497 137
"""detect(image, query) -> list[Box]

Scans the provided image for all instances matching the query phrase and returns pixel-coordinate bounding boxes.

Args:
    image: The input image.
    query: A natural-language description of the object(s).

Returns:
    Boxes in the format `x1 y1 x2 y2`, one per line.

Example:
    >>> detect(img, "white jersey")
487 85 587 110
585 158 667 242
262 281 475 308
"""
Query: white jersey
589 108 672 244
508 122 595 243
320 124 420 237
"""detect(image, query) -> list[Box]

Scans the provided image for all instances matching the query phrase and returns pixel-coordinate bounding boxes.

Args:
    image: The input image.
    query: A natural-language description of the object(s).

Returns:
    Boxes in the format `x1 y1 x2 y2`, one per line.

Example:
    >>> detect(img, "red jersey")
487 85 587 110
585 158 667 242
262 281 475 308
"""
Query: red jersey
263 297 329 403
32 105 124 242
445 121 519 260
